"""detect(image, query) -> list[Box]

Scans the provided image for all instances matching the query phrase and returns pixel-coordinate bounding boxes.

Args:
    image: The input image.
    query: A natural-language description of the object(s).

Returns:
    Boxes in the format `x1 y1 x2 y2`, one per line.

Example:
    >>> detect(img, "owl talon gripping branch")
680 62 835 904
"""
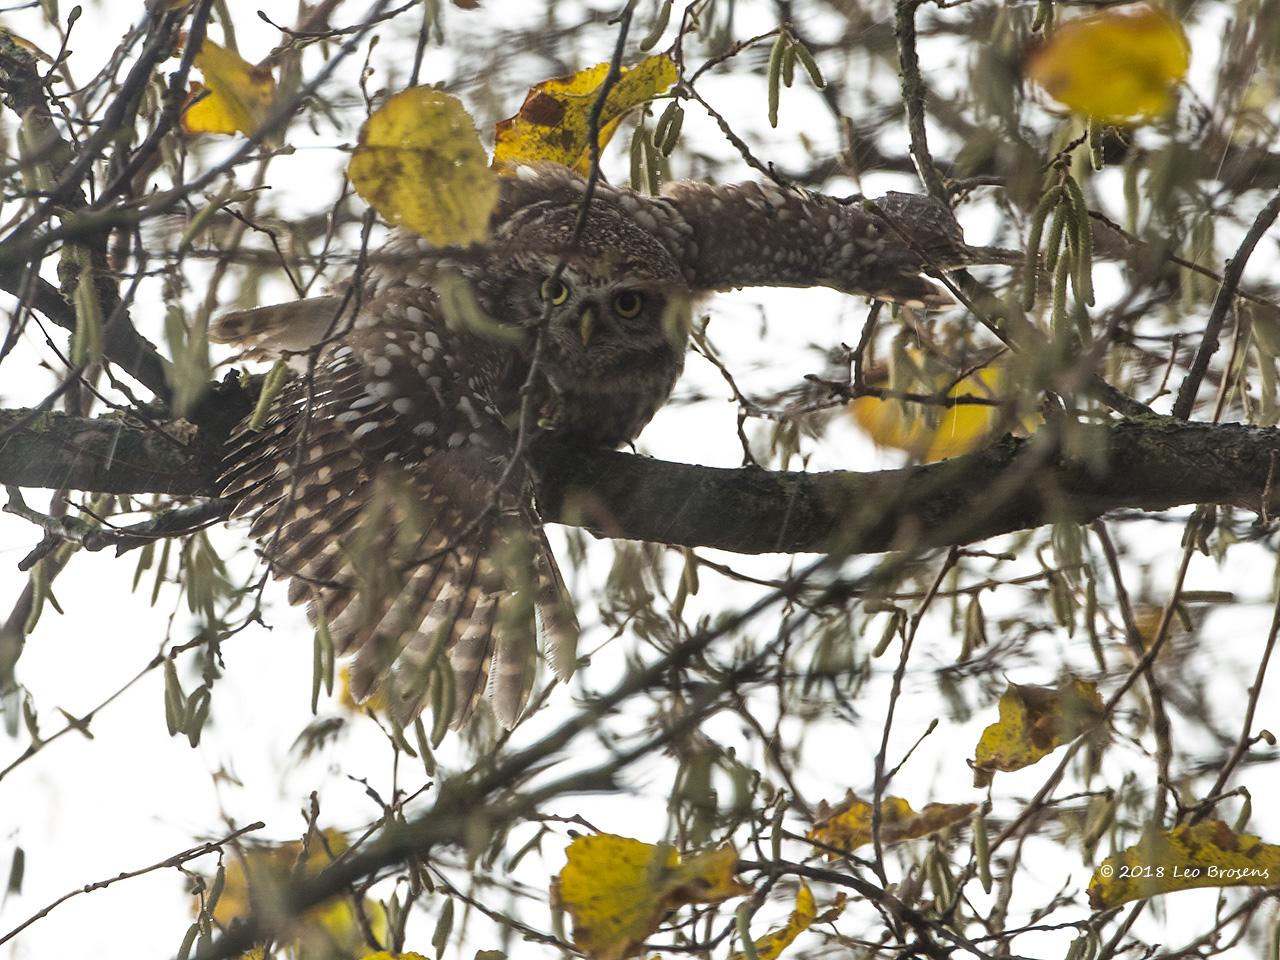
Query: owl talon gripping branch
213 163 1003 730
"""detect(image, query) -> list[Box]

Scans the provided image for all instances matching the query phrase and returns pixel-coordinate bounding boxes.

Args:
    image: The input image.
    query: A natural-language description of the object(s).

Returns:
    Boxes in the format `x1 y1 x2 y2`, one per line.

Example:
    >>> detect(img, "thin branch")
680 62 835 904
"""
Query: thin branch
894 0 948 200
1172 189 1280 419
0 821 265 947
1196 583 1280 814
1092 520 1174 823
0 38 172 398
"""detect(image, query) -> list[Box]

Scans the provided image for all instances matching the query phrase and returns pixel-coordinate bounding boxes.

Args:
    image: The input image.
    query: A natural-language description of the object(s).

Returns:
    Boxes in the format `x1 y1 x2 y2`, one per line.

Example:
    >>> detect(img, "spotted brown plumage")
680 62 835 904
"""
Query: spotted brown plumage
214 164 1006 729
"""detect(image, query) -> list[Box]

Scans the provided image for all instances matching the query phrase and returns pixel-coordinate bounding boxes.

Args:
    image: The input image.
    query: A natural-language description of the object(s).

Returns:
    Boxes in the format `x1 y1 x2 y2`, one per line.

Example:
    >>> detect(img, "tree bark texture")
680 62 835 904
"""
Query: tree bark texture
2 406 1276 555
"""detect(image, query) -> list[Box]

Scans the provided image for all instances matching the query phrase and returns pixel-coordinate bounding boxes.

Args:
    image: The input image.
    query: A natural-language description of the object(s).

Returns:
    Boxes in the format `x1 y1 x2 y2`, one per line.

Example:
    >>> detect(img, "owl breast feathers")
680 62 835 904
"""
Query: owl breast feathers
214 164 999 729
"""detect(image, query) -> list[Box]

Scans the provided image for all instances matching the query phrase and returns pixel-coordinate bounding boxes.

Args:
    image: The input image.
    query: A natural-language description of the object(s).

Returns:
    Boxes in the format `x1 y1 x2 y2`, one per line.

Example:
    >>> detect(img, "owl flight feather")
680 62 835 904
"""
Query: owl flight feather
214 165 1006 729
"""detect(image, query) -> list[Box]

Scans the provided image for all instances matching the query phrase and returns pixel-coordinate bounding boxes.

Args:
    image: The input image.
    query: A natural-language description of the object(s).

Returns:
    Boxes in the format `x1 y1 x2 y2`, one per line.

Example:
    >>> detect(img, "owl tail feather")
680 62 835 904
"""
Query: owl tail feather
443 520 579 729
335 510 579 731
534 530 580 684
219 373 579 731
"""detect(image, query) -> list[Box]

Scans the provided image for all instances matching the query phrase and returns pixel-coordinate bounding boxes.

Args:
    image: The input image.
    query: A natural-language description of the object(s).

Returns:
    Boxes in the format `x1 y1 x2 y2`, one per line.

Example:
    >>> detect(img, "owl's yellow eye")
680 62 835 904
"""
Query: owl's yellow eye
541 278 570 305
613 290 644 318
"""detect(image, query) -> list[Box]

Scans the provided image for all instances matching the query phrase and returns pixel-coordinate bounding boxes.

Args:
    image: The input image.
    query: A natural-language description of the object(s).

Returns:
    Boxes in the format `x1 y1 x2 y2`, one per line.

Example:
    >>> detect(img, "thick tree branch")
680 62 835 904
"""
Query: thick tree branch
536 421 1279 553
2 406 1277 556
0 410 213 497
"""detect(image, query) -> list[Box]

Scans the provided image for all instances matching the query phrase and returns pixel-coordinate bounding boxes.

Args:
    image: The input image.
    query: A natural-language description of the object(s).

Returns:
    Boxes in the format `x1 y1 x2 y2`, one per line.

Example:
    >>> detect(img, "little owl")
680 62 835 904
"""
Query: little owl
213 164 1000 729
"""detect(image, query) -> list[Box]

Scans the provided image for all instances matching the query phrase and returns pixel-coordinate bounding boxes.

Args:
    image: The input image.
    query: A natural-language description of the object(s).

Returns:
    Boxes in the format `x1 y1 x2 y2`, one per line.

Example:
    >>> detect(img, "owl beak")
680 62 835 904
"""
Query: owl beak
578 306 596 346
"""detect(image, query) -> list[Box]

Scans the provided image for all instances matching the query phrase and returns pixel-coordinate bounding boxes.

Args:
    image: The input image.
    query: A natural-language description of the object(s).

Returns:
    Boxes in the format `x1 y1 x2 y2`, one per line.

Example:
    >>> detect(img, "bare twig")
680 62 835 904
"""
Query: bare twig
0 822 266 947
1173 190 1280 419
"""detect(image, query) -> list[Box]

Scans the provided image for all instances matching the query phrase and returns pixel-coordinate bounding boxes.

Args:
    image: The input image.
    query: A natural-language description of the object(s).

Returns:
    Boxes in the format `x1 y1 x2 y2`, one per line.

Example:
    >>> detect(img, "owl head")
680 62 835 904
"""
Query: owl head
486 200 693 386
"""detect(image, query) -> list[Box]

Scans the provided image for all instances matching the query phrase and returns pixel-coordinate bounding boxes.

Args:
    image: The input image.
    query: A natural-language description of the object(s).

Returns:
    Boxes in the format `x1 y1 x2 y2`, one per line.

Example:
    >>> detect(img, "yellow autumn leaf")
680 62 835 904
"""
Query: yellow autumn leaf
970 678 1104 787
337 664 390 715
205 830 387 955
348 87 498 247
1088 820 1280 909
729 884 846 960
1026 4 1189 122
181 39 275 137
492 54 677 175
807 793 976 858
0 28 54 63
849 362 1030 462
555 834 751 960
183 83 237 136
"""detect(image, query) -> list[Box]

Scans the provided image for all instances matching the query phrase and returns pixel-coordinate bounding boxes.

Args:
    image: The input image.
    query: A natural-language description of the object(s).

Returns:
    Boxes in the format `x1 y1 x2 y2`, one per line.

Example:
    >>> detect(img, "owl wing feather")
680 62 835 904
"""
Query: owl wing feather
658 180 969 308
490 164 973 308
218 288 578 729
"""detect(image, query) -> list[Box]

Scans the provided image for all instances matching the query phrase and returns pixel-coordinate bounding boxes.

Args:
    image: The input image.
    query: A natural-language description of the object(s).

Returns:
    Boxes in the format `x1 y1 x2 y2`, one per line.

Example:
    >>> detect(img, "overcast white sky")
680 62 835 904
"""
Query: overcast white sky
2 2 1279 958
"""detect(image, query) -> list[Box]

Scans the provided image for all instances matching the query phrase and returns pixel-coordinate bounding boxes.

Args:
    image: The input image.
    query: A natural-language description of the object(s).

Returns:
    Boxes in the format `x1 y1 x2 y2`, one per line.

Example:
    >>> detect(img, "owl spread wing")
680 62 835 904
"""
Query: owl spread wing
211 167 1001 730
216 289 578 729
658 180 981 309
485 164 992 309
